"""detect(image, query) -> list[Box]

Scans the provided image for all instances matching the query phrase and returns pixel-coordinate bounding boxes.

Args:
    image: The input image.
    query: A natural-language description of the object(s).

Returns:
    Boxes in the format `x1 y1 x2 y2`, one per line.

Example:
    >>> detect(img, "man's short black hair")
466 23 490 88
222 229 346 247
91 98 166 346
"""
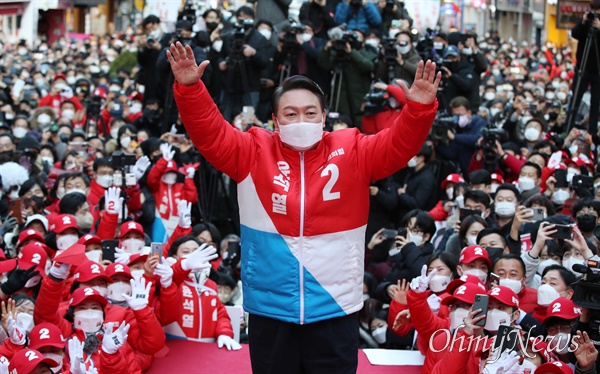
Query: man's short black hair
476 228 507 247
469 170 491 186
256 20 274 30
93 158 114 173
493 254 526 276
202 9 221 19
521 161 542 179
59 192 88 215
571 198 600 217
449 96 470 110
272 75 326 115
142 15 160 28
235 6 255 19
495 183 521 201
464 190 491 209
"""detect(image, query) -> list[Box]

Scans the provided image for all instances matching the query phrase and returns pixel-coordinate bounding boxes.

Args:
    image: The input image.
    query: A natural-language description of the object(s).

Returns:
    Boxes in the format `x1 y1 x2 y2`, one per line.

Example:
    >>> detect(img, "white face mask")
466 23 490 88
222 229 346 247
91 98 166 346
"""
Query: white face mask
538 259 559 275
446 187 454 200
299 33 312 43
12 127 28 139
407 157 418 168
562 257 585 276
462 268 487 283
85 249 103 263
258 29 272 40
76 213 93 230
546 92 556 100
548 333 571 355
100 65 110 74
552 189 570 205
372 326 387 344
408 231 424 247
524 127 541 142
25 275 42 289
131 269 144 280
462 47 473 56
364 39 378 49
466 235 478 246
212 40 223 52
161 172 178 185
43 352 63 372
129 103 143 114
518 176 536 191
458 114 470 128
449 307 469 330
490 183 500 193
42 156 54 165
37 113 51 125
537 284 561 306
91 286 108 298
96 174 114 188
429 275 451 293
120 136 132 149
397 44 411 55
495 201 516 218
490 108 501 118
110 127 120 140
484 309 512 332
61 109 75 120
388 29 400 39
568 145 578 157
16 312 34 333
433 42 444 50
57 234 79 251
556 91 567 101
499 277 523 295
484 92 496 101
122 238 145 254
73 309 104 333
108 281 131 302
277 120 324 151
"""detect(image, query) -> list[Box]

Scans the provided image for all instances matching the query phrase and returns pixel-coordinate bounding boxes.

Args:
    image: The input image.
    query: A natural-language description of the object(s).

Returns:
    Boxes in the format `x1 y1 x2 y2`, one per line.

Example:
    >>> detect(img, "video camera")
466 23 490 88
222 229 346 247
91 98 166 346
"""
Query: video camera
572 254 600 343
281 19 306 60
86 95 103 118
228 19 255 62
430 112 458 143
363 89 390 116
587 11 599 22
178 1 197 25
480 125 508 172
331 31 360 63
110 151 136 169
381 36 398 65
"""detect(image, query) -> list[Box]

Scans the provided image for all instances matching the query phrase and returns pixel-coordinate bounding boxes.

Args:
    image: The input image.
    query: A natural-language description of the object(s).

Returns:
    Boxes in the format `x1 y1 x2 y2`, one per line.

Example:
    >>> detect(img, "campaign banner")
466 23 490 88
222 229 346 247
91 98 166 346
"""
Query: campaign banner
556 0 592 29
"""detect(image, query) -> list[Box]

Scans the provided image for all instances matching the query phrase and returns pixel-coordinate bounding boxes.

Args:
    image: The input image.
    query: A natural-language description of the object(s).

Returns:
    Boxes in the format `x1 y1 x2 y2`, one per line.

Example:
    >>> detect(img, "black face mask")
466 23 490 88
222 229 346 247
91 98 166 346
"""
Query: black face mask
485 247 505 264
143 108 160 122
548 111 559 121
0 150 13 164
206 22 219 31
577 214 597 232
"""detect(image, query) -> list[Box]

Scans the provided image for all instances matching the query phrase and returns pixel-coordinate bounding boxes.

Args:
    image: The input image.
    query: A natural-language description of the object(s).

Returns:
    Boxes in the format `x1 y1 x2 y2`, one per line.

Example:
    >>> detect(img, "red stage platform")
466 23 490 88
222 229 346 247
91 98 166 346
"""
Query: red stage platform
148 340 423 373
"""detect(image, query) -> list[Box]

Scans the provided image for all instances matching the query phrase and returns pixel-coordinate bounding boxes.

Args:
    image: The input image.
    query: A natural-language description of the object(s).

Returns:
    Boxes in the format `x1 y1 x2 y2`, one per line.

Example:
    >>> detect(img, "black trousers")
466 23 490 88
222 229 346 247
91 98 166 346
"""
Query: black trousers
572 71 600 138
248 313 359 374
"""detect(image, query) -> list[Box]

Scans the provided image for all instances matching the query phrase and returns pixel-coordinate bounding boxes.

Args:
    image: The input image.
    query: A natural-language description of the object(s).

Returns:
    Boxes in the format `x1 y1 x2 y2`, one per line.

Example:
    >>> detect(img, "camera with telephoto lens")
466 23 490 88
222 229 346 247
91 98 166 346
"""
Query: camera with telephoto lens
587 11 599 22
86 95 103 117
430 112 458 143
481 125 508 173
382 36 398 65
228 19 255 62
385 0 396 10
331 31 360 62
572 254 600 344
281 19 305 59
178 1 197 25
363 89 390 116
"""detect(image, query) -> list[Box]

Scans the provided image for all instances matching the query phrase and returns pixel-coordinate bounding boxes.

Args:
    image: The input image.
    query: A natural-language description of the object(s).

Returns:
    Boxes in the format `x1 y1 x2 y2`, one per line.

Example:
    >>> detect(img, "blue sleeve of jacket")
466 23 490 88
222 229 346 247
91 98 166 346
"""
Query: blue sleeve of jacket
363 3 382 27
334 2 350 25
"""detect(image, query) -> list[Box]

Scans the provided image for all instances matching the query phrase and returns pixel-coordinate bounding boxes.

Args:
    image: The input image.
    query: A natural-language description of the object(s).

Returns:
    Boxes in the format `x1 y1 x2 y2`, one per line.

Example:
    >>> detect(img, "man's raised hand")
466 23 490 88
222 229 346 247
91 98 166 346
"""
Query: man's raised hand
396 60 441 105
167 42 210 86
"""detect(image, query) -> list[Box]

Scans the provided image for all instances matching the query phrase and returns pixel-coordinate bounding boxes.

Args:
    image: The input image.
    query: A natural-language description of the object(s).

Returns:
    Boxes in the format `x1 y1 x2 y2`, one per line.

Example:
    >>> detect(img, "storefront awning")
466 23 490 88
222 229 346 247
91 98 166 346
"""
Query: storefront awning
0 2 27 16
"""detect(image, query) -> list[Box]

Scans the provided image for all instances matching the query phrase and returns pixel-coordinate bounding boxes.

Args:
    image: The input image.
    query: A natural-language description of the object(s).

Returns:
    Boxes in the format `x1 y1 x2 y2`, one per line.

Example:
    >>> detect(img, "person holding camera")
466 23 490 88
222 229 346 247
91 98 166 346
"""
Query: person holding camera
439 45 476 112
137 15 172 103
375 31 421 86
299 0 337 39
377 0 412 34
571 0 600 141
334 0 382 32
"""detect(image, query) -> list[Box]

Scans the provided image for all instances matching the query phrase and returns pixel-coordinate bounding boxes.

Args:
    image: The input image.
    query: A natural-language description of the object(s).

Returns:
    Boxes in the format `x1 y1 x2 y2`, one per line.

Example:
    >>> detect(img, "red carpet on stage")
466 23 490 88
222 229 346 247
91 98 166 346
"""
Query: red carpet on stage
148 340 423 373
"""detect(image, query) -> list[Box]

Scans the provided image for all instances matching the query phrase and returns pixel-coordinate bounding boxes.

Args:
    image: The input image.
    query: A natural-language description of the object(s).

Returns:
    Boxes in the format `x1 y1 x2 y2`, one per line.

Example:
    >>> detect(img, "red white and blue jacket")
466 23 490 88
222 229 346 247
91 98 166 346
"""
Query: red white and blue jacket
174 80 437 324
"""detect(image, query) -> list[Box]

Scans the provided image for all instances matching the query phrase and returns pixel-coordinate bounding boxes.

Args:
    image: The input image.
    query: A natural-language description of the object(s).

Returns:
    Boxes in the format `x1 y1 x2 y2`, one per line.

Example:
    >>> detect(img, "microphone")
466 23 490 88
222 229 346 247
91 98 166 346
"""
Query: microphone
572 263 589 274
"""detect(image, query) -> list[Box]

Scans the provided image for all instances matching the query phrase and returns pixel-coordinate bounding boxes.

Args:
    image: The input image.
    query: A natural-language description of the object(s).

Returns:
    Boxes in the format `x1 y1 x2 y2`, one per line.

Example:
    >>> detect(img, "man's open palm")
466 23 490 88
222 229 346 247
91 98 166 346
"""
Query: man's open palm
167 42 210 86
396 60 441 105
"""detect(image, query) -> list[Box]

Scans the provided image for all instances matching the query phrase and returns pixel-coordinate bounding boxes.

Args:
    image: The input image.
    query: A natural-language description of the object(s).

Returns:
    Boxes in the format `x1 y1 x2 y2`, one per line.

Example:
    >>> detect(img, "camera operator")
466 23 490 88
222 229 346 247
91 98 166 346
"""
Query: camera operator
439 45 476 112
454 32 487 109
571 0 600 141
299 0 336 40
375 31 421 86
435 96 487 175
376 0 412 34
334 0 382 32
319 29 377 128
138 15 171 103
194 9 229 103
218 6 270 122
156 20 211 132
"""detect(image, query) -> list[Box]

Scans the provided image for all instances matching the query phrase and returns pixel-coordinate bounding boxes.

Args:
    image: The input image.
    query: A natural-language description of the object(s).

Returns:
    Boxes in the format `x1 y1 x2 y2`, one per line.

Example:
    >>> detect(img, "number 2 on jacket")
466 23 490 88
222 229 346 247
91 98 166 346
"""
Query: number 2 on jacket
321 164 340 201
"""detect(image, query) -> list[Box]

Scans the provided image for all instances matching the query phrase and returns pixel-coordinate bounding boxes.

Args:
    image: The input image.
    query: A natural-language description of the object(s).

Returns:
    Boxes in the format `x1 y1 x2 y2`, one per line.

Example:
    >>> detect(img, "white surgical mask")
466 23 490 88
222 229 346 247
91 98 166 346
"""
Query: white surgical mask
37 113 51 125
518 176 535 191
407 157 418 168
16 312 34 333
450 307 469 330
388 29 400 39
365 39 378 49
552 189 570 205
57 234 78 251
85 250 102 263
556 91 567 101
96 175 113 188
397 45 411 55
73 309 104 333
42 156 54 165
549 333 571 355
110 127 120 140
462 47 473 56
537 284 561 306
92 286 108 298
446 187 454 200
161 172 178 185
372 326 387 344
484 92 496 101
43 352 63 372
108 281 132 302
569 145 578 157
499 277 523 295
120 136 131 149
562 257 584 276
495 201 516 218
66 188 87 196
408 231 423 247
545 91 555 100
131 269 144 280
538 259 560 275
12 127 28 139
458 114 470 128
524 127 540 142
277 120 323 151
490 108 500 118
462 268 487 283
466 235 478 246
484 309 512 332
100 65 110 74
258 29 272 40
433 42 444 50
299 33 312 43
122 238 145 254
129 103 142 114
212 40 223 52
61 108 75 120
429 275 451 293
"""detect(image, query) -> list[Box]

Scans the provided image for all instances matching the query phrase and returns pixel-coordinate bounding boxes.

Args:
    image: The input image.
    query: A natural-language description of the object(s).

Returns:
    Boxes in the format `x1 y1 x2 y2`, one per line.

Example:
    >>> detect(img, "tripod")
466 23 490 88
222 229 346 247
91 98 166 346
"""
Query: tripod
566 26 600 133
330 65 345 113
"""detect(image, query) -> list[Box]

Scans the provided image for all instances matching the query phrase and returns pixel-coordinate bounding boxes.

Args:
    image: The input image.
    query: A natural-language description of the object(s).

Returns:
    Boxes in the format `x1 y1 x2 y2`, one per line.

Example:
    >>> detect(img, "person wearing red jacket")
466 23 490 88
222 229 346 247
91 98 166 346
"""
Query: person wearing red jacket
38 75 85 116
169 41 440 371
146 143 198 242
8 348 60 374
28 323 69 373
428 173 465 222
492 254 538 313
361 82 408 134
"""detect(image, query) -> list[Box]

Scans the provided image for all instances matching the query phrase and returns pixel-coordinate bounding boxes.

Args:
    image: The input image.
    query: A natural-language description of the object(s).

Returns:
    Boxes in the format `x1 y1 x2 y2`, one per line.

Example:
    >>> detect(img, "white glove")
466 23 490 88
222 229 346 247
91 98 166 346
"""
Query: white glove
410 265 437 294
123 277 151 311
133 156 151 181
114 247 131 264
217 335 242 351
153 261 173 288
49 262 71 280
426 293 441 316
104 187 123 215
482 350 520 374
59 84 74 99
177 200 192 228
160 143 175 162
101 321 130 355
186 167 195 179
0 356 8 374
181 243 218 271
86 368 98 374
6 313 25 346
68 337 86 374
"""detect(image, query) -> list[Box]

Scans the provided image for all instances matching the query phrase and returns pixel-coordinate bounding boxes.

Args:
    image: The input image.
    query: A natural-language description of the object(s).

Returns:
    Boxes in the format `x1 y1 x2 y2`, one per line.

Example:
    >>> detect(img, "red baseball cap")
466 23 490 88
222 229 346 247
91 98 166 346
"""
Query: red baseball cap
488 286 519 308
17 229 45 247
567 157 586 168
129 92 144 102
542 298 582 324
53 74 67 83
0 259 17 274
78 234 101 246
9 348 59 374
491 173 504 184
93 87 107 99
528 337 558 364
28 322 65 350
442 282 486 306
445 274 486 295
534 361 572 374
119 221 144 239
459 245 492 269
128 253 148 266
51 214 79 234
163 160 179 174
441 173 465 189
106 263 132 279
73 260 111 283
69 286 108 307
18 243 49 276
